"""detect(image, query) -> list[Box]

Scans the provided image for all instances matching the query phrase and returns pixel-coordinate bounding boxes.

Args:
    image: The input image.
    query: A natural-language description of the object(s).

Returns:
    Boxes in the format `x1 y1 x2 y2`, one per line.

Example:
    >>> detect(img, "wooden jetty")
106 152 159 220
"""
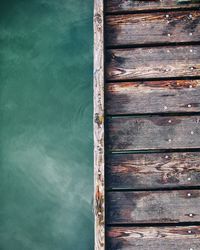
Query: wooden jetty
94 1 200 249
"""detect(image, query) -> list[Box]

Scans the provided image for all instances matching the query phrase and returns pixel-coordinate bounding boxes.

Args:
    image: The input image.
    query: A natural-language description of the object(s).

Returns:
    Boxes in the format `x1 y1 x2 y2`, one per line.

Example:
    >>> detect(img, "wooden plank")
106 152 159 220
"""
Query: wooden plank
107 226 200 250
106 152 200 189
107 116 200 151
94 0 105 249
106 80 200 115
105 0 200 13
106 11 200 46
106 46 200 80
107 190 200 224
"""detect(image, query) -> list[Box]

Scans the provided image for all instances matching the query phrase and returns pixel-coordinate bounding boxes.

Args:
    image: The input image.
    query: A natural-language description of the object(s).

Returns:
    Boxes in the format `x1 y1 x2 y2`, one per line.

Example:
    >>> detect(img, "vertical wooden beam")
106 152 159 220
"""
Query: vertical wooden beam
94 0 105 250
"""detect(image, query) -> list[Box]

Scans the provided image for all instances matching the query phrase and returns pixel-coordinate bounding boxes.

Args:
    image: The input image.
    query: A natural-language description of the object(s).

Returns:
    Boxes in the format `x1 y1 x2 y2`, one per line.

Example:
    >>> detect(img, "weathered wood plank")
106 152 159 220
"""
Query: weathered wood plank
106 46 200 80
107 226 200 250
106 0 200 13
94 0 105 249
107 190 200 224
107 116 200 151
106 11 200 46
106 80 200 115
105 80 200 115
106 152 200 189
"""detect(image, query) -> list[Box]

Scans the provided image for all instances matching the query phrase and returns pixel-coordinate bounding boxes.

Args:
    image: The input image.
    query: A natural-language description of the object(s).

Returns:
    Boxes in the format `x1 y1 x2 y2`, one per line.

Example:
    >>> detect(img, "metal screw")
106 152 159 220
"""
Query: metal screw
168 139 172 143
191 131 194 135
188 177 191 181
188 230 192 234
166 14 169 18
164 106 168 110
188 104 192 108
167 50 170 53
98 212 101 215
190 49 193 53
189 14 193 19
189 248 194 250
189 213 193 217
168 33 171 37
166 69 169 72
165 155 169 159
168 120 172 123
189 85 193 88
189 32 193 36
187 193 192 197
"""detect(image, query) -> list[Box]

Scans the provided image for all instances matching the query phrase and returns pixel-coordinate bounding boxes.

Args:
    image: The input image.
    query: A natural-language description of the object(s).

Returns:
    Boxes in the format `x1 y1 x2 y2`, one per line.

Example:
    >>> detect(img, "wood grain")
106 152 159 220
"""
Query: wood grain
106 11 200 46
106 152 200 189
106 46 200 80
106 80 200 115
107 116 200 151
94 0 105 249
107 190 200 224
107 226 200 250
105 0 200 13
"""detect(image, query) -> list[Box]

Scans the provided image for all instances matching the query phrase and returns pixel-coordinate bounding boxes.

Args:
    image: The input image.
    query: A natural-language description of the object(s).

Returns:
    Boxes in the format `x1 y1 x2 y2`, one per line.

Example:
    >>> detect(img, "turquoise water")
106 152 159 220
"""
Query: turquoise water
0 0 94 249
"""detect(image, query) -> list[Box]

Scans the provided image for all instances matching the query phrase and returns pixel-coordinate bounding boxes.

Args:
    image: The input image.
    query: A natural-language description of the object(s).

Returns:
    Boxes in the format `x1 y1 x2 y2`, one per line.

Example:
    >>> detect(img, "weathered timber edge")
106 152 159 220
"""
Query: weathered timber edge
94 0 105 250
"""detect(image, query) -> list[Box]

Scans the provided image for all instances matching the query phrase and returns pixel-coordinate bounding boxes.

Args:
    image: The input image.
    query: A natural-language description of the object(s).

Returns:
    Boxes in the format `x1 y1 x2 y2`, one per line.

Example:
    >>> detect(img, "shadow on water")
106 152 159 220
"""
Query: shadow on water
0 0 94 249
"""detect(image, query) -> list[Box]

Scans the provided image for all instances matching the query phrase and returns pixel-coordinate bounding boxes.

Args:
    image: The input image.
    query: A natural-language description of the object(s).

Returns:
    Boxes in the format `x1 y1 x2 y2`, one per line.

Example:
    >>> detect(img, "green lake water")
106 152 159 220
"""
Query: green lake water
0 0 94 249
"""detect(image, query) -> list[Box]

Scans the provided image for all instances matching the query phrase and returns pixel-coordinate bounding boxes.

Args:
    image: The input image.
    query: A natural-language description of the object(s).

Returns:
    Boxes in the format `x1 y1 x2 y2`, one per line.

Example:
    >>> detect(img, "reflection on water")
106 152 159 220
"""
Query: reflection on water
0 0 93 249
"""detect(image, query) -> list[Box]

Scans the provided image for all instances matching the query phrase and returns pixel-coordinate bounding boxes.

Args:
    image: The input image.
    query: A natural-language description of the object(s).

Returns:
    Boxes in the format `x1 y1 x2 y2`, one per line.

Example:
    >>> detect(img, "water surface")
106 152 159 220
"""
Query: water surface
0 0 94 249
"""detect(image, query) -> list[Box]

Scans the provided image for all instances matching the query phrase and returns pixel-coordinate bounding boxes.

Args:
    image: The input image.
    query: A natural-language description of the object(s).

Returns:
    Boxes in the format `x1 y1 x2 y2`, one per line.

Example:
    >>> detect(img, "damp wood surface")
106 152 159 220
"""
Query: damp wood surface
107 226 200 250
106 45 200 80
106 190 200 224
106 10 200 46
106 152 200 190
105 0 200 13
106 79 200 115
107 116 200 151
